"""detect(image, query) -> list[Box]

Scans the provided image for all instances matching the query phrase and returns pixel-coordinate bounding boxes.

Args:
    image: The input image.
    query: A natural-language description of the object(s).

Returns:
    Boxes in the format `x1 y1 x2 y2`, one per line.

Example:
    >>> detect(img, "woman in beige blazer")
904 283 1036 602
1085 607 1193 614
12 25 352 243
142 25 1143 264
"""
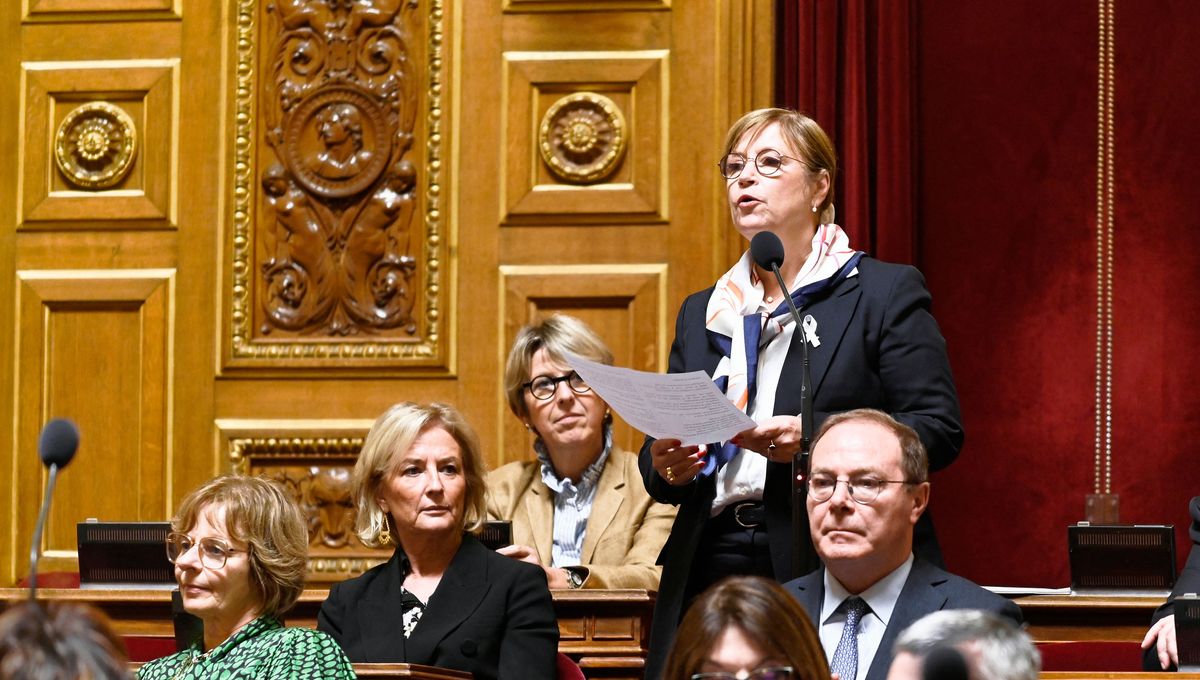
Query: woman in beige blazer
487 314 677 590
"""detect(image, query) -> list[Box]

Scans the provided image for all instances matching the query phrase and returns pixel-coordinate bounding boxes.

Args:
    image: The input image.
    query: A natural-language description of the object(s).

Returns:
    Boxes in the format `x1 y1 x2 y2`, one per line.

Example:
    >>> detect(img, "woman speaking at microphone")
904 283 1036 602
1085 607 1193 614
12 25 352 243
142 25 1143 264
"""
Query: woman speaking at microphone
639 108 962 678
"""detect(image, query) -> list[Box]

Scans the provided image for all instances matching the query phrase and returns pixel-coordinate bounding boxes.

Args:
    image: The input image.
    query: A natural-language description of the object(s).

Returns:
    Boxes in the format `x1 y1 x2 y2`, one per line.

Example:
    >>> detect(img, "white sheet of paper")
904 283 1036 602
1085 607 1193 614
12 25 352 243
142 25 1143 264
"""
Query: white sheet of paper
564 353 756 446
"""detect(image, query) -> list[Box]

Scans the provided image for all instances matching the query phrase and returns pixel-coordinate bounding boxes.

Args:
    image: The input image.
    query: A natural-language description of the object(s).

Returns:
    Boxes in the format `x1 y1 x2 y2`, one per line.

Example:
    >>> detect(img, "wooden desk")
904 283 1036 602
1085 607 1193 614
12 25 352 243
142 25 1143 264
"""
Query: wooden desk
1043 674 1200 680
1 587 653 680
1014 594 1162 643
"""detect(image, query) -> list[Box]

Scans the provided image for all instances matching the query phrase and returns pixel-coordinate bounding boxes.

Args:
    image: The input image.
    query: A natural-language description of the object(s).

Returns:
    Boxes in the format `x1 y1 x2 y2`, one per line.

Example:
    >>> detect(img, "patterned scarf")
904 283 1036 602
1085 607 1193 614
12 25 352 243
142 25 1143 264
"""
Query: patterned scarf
701 224 863 476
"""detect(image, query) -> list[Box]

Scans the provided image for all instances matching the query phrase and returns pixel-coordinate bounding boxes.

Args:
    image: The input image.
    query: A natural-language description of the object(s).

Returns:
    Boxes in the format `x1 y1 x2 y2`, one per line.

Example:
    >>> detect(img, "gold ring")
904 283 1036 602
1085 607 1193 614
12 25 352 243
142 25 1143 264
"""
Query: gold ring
665 466 676 482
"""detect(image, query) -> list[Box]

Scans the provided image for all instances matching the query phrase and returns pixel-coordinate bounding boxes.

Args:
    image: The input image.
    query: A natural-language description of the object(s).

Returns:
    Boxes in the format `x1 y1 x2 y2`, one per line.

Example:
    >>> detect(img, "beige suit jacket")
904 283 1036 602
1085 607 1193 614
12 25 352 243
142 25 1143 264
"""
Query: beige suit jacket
486 448 676 590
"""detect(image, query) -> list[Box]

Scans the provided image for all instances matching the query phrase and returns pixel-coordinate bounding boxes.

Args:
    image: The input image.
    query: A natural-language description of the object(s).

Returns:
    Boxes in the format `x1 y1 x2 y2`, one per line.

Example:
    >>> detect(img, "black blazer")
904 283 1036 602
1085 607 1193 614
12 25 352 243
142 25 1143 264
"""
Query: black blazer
639 257 963 679
786 558 1024 680
1144 496 1200 671
317 534 559 679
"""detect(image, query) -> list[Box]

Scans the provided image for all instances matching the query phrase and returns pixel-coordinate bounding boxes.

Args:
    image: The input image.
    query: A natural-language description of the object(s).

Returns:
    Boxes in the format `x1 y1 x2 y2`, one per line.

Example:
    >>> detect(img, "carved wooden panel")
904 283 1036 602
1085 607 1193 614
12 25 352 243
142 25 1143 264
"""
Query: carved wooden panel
224 0 450 370
20 60 178 228
217 419 388 583
502 50 667 223
497 264 666 463
25 0 178 19
14 270 174 573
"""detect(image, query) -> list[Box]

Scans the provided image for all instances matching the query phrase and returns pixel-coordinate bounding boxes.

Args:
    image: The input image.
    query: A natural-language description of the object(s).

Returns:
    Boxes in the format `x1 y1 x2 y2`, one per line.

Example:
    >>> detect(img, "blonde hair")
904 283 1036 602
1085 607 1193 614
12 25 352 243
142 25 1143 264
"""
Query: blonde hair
353 402 488 548
503 314 614 419
723 108 838 224
172 475 309 618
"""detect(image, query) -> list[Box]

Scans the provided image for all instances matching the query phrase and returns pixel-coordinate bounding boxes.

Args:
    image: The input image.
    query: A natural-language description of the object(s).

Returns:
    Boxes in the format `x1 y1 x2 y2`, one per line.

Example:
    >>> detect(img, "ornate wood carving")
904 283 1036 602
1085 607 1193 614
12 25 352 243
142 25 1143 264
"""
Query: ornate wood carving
20 60 178 227
227 0 448 367
229 434 389 583
54 102 138 190
538 92 626 184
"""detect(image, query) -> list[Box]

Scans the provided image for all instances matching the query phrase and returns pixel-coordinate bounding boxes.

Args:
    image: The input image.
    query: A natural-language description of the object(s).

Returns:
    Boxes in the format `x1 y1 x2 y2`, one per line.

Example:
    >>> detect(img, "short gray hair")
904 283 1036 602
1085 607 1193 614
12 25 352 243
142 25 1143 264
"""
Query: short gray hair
893 610 1039 680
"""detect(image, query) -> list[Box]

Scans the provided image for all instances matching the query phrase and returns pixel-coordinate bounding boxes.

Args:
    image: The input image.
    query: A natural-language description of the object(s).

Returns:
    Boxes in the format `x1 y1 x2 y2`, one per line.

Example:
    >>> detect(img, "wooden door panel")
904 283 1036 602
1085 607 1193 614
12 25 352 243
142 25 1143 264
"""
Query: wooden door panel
25 0 178 18
20 60 178 228
498 264 665 460
501 51 666 222
15 270 173 573
0 0 774 584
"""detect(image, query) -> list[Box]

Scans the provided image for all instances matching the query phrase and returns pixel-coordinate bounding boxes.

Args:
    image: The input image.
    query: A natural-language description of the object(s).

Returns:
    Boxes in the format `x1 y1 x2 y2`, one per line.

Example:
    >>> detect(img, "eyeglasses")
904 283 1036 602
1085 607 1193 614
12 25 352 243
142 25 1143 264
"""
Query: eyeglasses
165 532 246 570
523 371 592 401
718 149 805 179
807 475 915 505
692 666 794 680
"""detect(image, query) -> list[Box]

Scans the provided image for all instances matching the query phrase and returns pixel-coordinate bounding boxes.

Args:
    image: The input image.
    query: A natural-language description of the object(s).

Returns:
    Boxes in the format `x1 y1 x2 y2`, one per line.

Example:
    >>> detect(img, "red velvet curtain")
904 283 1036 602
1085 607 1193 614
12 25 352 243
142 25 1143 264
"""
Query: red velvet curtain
775 0 916 264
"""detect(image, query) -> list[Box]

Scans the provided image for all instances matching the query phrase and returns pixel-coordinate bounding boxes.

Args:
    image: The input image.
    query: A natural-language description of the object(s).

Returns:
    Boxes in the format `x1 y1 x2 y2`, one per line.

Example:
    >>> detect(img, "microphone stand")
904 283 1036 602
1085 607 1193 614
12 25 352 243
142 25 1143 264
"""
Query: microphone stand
766 263 820 578
29 463 61 601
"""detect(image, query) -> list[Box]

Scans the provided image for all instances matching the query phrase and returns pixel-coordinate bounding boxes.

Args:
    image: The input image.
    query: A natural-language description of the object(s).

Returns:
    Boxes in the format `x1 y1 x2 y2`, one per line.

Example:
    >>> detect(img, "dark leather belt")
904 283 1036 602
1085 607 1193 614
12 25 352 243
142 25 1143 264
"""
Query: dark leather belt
732 501 765 528
705 501 761 531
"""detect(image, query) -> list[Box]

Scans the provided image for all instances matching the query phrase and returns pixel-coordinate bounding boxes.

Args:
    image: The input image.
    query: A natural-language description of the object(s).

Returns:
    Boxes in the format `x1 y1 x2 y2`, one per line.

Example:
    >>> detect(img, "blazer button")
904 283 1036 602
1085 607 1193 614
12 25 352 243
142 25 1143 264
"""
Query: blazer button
461 640 478 657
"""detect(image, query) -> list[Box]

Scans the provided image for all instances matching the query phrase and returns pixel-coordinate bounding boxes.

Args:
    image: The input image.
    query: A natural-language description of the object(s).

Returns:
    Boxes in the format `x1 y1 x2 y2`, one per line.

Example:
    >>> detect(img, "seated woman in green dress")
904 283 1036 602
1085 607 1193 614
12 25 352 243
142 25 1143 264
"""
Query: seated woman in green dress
138 475 354 680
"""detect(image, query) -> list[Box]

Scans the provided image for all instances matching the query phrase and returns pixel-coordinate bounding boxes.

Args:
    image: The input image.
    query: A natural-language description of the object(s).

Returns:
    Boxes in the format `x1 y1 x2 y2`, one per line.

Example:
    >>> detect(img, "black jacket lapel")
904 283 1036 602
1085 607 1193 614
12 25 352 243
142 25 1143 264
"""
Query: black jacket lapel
403 536 492 663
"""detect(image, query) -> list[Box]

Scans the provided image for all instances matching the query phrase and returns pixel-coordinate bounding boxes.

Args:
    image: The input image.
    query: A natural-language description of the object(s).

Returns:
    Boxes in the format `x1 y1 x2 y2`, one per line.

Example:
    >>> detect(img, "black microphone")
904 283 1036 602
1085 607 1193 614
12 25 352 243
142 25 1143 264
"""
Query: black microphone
749 231 817 577
749 229 785 271
30 418 80 600
921 646 970 680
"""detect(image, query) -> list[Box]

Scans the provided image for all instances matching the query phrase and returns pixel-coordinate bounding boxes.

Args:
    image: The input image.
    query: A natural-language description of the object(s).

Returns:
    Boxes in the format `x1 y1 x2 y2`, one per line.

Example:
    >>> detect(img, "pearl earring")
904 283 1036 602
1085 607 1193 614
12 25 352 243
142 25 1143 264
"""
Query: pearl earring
811 205 818 213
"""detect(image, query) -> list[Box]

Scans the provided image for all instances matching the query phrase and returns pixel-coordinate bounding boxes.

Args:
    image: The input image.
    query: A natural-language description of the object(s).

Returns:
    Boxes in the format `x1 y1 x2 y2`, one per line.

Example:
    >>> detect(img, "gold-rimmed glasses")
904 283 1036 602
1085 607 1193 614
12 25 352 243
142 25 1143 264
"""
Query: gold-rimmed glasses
165 532 246 570
718 150 805 179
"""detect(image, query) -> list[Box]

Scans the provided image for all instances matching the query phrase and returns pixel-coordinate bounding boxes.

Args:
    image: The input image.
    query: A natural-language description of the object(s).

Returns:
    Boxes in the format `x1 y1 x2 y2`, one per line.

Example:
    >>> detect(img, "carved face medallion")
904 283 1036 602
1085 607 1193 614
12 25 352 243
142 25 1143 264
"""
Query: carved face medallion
284 86 392 198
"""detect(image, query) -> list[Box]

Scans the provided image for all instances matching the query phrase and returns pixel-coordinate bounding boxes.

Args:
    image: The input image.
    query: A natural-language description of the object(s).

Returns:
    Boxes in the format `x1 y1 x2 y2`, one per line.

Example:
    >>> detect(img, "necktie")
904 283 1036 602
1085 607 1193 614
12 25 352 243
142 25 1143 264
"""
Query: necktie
829 596 869 680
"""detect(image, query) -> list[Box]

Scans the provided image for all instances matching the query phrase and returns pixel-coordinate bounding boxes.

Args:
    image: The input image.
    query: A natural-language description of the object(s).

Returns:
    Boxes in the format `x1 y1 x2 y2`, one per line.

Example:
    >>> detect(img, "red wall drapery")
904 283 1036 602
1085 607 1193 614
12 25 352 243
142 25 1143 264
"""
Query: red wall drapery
777 0 1200 587
776 0 916 264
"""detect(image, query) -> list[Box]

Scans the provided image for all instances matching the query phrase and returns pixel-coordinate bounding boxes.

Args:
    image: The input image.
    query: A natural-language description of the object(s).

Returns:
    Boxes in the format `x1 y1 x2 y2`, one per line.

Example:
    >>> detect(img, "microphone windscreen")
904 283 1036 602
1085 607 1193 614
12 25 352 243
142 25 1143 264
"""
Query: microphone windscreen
38 418 79 469
750 231 785 270
921 646 970 680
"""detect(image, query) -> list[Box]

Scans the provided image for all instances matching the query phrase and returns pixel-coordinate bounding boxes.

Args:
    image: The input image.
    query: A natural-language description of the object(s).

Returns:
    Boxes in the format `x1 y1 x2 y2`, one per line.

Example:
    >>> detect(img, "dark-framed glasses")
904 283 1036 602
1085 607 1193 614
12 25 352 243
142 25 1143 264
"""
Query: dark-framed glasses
165 532 245 570
807 475 914 505
692 666 794 680
718 149 804 179
523 371 591 401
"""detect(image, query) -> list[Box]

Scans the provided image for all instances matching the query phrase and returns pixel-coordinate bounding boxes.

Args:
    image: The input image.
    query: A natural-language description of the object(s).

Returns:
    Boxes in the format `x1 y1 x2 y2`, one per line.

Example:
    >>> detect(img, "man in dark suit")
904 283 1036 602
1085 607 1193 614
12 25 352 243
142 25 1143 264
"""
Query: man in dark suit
1143 495 1200 671
785 409 1021 680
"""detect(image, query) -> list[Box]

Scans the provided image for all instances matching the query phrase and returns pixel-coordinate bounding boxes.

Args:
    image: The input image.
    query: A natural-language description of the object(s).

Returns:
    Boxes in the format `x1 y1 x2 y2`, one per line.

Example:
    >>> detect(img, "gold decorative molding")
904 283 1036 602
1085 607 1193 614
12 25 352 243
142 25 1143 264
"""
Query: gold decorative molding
538 92 627 184
503 0 670 11
225 0 450 369
501 50 668 223
1093 0 1116 497
19 60 178 227
54 101 138 190
218 419 386 582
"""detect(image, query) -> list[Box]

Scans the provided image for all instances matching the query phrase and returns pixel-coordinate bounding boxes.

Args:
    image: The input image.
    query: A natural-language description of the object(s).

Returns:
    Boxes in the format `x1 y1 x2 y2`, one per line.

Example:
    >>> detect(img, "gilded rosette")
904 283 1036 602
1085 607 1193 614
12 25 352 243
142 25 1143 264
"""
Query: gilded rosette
54 101 138 189
538 92 627 184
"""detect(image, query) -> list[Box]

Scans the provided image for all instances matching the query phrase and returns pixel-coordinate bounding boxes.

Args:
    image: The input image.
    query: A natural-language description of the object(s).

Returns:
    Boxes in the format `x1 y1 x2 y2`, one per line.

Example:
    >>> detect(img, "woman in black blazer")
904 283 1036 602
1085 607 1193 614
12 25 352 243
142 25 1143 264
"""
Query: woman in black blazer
639 109 962 679
318 402 558 679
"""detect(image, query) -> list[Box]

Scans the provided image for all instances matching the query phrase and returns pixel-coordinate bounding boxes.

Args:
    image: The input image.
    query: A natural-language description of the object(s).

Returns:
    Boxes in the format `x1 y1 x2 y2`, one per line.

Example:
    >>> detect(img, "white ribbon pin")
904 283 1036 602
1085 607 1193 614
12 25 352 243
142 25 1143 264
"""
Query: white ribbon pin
802 314 820 347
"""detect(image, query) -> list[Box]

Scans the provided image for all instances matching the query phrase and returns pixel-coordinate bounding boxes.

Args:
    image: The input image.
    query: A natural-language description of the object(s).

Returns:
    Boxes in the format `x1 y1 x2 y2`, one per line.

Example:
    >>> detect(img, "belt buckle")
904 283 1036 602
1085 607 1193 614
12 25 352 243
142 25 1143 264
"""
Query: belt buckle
733 502 761 529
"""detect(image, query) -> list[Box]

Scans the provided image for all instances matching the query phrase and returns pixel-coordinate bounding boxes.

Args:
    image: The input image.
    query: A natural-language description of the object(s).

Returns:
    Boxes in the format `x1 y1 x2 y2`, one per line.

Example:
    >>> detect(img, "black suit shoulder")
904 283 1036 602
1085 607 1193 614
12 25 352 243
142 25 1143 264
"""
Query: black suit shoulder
781 560 1022 625
317 535 558 679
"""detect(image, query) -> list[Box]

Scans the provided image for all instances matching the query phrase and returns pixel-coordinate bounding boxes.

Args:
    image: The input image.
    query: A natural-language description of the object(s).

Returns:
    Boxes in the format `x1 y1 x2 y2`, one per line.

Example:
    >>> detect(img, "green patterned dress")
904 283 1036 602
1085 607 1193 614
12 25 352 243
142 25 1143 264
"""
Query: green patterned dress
136 616 354 680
